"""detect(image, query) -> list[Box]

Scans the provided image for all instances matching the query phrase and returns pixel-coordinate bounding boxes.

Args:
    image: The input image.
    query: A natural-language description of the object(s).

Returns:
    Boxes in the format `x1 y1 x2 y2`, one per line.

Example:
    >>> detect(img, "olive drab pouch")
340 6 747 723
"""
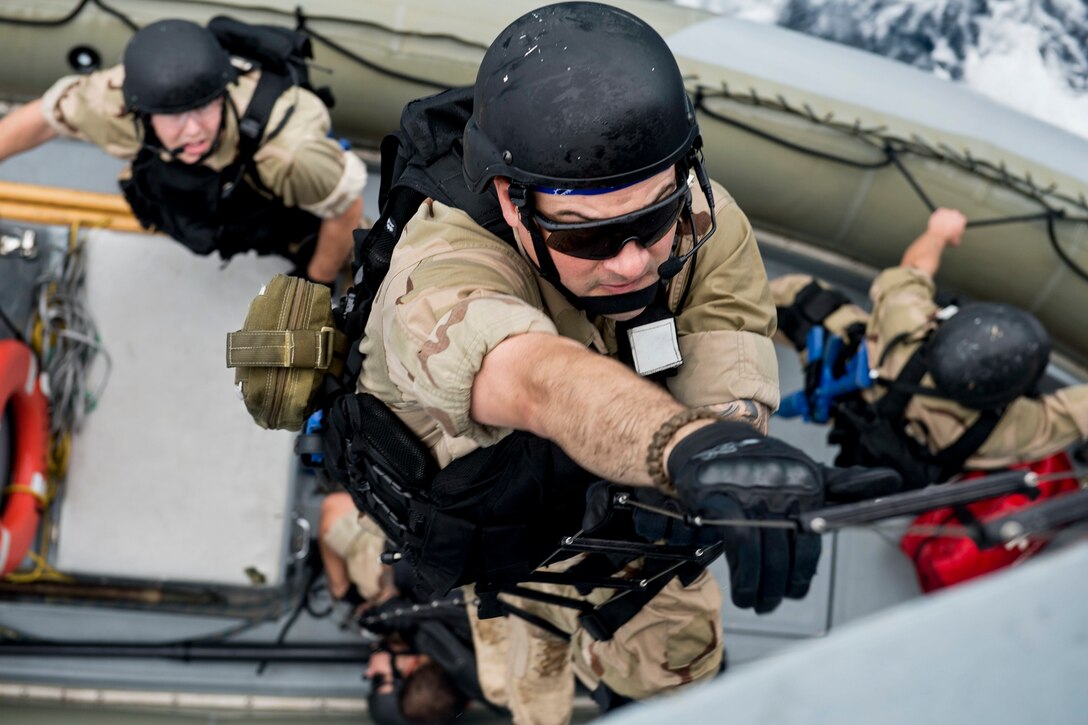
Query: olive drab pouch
226 274 347 430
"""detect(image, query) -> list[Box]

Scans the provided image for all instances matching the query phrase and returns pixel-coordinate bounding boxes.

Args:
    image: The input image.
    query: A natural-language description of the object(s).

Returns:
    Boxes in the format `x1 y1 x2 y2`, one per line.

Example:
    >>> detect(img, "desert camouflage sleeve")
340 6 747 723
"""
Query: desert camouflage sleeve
869 266 1088 466
40 65 141 158
252 85 366 218
666 182 780 412
363 202 558 448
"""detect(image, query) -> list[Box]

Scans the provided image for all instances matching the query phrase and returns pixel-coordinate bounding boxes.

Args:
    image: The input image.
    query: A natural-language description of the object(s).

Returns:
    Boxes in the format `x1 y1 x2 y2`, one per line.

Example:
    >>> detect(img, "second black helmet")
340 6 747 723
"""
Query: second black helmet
462 2 699 193
122 19 236 115
926 303 1051 410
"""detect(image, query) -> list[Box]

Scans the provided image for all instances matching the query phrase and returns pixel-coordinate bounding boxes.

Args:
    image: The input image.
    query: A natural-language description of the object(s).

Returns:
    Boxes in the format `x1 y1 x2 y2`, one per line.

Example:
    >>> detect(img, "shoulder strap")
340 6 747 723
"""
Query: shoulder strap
931 407 1005 471
330 87 516 397
874 344 929 420
873 343 1006 476
777 281 851 351
389 86 515 245
235 70 292 182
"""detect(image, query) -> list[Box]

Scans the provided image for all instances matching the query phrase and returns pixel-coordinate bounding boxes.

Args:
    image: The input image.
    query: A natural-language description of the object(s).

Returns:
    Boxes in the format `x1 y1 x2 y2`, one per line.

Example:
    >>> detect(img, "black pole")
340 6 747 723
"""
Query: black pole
0 641 372 663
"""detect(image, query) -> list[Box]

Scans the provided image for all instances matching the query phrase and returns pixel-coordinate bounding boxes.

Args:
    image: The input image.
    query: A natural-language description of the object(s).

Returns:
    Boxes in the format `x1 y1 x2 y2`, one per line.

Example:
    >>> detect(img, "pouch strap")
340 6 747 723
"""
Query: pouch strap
226 326 345 370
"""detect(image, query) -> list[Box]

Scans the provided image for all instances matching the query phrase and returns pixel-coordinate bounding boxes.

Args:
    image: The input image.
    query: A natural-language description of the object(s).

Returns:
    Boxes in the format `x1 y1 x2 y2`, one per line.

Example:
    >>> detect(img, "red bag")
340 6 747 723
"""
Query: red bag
900 451 1080 593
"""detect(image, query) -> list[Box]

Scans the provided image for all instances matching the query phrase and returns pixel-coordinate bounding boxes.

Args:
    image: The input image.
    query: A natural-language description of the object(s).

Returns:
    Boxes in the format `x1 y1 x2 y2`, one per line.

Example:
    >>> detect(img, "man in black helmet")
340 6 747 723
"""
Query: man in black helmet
327 3 898 722
0 18 365 285
319 494 482 724
773 207 1087 591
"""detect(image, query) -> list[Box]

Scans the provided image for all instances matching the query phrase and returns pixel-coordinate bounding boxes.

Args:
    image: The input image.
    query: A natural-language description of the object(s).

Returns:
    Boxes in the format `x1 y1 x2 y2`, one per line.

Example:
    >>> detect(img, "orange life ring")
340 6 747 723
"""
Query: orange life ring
0 339 49 576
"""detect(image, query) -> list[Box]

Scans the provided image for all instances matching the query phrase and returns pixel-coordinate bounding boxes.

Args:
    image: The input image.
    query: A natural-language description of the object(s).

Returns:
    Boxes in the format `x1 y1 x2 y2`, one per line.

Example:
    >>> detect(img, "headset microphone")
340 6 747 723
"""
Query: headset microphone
657 151 717 281
657 252 688 281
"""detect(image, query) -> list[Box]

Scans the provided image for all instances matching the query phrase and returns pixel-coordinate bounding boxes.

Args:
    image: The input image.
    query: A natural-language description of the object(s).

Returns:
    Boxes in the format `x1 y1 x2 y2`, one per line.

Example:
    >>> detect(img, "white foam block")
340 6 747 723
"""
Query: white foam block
57 233 297 586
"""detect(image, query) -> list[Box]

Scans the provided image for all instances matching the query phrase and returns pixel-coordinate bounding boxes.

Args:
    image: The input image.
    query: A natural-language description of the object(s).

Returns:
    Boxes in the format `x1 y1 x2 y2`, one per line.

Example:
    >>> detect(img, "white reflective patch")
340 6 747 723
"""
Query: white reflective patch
24 352 37 395
258 284 267 296
628 318 683 376
235 381 245 400
936 305 959 321
29 472 47 498
0 528 10 571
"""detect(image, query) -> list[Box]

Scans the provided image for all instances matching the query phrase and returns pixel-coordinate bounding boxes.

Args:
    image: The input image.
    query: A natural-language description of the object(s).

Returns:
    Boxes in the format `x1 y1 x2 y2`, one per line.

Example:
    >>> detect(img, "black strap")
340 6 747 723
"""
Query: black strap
873 344 1006 476
777 281 851 351
497 600 572 642
932 407 1005 469
575 560 686 642
874 344 929 420
492 554 691 643
235 69 292 192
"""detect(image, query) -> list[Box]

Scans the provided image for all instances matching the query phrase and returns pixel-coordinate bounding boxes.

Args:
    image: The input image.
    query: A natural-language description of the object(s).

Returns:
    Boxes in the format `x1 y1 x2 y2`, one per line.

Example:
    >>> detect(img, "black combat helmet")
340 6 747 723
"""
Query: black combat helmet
122 19 236 115
462 2 709 316
462 1 700 193
926 303 1051 410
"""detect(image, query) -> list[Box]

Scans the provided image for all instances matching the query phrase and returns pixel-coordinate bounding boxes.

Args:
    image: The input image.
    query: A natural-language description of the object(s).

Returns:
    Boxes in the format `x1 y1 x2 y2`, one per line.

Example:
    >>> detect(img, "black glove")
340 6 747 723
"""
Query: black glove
669 421 900 614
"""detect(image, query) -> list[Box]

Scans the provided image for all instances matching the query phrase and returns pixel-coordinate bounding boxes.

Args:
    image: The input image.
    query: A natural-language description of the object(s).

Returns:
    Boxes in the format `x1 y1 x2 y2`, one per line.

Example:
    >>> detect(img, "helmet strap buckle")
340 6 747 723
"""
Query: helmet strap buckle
507 183 529 209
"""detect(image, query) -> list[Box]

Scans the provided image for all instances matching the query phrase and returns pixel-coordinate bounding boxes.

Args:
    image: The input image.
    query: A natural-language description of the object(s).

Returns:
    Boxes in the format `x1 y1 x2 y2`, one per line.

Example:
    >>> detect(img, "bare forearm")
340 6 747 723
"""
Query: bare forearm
0 100 58 162
900 208 966 277
899 231 946 277
307 197 361 283
473 333 689 486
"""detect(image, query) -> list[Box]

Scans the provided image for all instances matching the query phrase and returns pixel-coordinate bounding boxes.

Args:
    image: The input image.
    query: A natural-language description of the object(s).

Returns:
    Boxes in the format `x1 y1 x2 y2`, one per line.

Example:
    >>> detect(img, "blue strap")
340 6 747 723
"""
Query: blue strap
779 326 872 423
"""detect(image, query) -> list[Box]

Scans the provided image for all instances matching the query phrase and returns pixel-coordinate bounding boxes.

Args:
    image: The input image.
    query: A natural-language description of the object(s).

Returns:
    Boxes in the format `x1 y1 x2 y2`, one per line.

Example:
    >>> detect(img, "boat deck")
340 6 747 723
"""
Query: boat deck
0 136 1014 720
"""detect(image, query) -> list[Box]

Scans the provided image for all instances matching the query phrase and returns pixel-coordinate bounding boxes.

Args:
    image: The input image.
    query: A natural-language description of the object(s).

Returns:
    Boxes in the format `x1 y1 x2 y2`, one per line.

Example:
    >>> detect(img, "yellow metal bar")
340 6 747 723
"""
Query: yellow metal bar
0 201 145 233
0 180 133 215
0 180 146 232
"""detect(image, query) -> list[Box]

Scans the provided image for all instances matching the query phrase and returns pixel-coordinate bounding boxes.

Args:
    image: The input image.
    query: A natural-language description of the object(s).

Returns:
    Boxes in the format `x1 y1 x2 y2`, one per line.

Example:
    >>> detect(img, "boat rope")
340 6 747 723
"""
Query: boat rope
4 1 1088 282
0 0 472 89
32 224 111 447
693 84 1088 283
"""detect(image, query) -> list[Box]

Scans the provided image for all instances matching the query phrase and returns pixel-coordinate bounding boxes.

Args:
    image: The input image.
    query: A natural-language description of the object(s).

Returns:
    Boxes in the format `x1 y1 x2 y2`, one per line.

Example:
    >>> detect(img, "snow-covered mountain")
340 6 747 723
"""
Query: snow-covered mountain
673 0 1088 139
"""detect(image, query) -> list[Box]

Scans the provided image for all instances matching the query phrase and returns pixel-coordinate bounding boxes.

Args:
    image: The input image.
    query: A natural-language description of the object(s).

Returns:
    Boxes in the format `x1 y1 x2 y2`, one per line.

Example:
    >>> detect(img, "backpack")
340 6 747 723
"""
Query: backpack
208 15 338 191
226 87 487 433
208 15 334 108
332 86 511 403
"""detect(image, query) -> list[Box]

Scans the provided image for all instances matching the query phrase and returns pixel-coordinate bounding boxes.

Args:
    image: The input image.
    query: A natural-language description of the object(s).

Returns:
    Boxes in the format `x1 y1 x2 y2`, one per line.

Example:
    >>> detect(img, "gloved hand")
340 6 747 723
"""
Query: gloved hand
668 421 900 613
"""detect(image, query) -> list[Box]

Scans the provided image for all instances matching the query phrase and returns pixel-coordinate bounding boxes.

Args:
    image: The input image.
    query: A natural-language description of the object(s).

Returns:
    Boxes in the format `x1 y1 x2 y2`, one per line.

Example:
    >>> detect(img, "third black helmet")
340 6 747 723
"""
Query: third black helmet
122 19 236 115
926 303 1051 410
462 2 699 193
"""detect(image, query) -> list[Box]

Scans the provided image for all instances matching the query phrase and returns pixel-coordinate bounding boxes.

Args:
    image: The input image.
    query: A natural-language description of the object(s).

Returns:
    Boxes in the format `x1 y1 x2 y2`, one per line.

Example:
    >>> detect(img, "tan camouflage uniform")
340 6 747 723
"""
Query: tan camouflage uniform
39 62 366 224
773 270 1088 469
358 177 778 724
322 511 388 602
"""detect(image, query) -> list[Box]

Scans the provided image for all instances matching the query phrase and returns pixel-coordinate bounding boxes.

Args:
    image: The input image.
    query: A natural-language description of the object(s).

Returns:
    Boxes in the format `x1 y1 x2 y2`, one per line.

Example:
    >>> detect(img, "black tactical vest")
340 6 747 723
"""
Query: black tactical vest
328 87 686 606
120 69 322 263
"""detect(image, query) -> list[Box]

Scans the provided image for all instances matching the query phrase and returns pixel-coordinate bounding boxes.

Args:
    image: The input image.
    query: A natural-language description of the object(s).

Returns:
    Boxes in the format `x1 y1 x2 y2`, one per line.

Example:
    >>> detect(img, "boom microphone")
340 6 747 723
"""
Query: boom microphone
658 151 717 281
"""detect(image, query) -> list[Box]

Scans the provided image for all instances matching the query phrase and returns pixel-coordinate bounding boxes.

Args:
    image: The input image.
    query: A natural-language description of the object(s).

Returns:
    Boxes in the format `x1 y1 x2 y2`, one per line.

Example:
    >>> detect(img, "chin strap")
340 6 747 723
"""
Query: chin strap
658 149 716 281
508 183 664 316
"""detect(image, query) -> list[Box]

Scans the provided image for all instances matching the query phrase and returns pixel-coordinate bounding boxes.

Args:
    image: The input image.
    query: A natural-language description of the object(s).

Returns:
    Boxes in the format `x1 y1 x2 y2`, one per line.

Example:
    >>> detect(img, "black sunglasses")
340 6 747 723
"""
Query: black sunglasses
531 174 691 260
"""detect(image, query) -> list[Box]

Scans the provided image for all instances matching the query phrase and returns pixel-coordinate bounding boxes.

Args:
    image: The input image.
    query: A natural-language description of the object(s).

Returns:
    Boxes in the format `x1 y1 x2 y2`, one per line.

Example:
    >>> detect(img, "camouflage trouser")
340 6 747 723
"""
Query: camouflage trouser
321 512 387 600
468 559 723 725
